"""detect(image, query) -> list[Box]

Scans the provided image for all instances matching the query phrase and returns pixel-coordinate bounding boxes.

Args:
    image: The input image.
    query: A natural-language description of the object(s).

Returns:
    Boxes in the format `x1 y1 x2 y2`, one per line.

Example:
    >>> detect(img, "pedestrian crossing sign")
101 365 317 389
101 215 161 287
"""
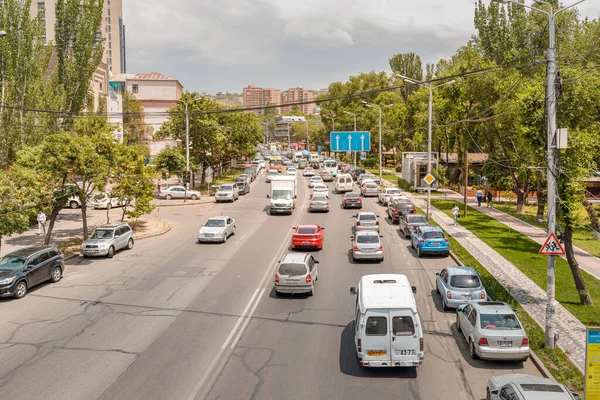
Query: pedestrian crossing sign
539 232 565 255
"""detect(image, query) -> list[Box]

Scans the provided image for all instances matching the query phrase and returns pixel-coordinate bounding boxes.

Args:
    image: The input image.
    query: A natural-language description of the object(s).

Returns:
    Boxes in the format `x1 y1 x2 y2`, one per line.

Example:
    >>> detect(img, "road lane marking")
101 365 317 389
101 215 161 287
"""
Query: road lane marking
235 234 247 245
230 288 265 349
220 288 259 350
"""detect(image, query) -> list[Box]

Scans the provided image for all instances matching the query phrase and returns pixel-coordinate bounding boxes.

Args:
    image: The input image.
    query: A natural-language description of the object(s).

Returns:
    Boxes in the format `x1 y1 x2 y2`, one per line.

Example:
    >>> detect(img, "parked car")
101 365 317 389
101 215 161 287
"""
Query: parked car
378 187 402 205
456 302 530 361
341 192 362 209
312 183 329 198
238 174 252 185
303 167 315 177
351 168 366 181
410 226 449 257
357 173 376 186
215 183 240 203
353 212 380 232
265 169 280 182
236 180 250 195
0 246 64 299
244 167 257 181
436 266 488 310
398 213 430 238
274 252 319 296
487 374 579 400
160 186 201 200
287 167 297 176
351 230 384 262
291 225 325 250
387 198 416 223
81 223 134 258
320 170 334 182
197 216 236 243
251 160 262 171
308 194 329 213
361 182 380 197
308 176 323 188
91 193 125 210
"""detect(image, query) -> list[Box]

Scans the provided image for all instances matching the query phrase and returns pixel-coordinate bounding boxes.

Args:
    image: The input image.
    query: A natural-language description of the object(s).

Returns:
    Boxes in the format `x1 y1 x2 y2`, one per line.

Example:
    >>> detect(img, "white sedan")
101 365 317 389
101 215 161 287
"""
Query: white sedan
287 168 297 176
312 183 329 198
160 186 201 200
197 216 236 243
303 167 315 177
91 193 125 209
378 187 402 205
308 176 324 188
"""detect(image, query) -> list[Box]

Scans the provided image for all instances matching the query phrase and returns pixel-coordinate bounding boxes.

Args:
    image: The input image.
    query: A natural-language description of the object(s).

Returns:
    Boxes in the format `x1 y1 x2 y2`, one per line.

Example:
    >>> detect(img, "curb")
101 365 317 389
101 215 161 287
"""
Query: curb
529 351 553 380
153 200 214 208
449 250 463 266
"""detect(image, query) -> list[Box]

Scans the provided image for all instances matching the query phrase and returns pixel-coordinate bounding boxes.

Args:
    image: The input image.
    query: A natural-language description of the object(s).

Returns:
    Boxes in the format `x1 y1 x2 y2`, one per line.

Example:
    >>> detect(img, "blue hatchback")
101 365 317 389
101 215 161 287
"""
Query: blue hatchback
411 226 450 257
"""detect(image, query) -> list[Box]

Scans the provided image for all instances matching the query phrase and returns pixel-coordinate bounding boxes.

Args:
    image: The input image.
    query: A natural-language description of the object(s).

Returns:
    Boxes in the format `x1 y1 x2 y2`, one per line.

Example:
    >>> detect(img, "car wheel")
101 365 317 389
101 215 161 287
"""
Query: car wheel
309 287 314 296
223 234 227 243
456 315 462 332
107 246 115 258
274 290 281 297
165 194 172 200
442 298 449 311
50 266 62 283
232 226 236 235
445 252 450 258
191 194 198 200
486 388 491 400
469 340 479 360
13 281 27 299
404 229 409 238
70 201 79 209
436 282 440 295
197 239 201 244
416 246 421 258
126 238 134 250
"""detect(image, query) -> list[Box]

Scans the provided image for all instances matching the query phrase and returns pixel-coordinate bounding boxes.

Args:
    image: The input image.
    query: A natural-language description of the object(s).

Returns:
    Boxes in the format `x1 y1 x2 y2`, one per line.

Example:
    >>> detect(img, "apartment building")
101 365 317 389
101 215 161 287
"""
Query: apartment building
31 0 126 74
281 87 314 115
242 85 281 115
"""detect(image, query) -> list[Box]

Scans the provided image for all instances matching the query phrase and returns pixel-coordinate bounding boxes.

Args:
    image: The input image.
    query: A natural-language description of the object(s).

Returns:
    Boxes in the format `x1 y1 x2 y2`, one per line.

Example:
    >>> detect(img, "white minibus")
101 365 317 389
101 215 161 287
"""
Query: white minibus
335 174 354 193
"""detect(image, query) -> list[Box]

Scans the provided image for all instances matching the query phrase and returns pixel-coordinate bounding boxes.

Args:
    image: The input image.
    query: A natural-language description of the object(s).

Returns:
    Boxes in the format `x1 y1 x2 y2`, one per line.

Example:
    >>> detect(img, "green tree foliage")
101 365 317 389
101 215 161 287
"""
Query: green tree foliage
389 52 423 81
122 91 147 144
153 146 186 178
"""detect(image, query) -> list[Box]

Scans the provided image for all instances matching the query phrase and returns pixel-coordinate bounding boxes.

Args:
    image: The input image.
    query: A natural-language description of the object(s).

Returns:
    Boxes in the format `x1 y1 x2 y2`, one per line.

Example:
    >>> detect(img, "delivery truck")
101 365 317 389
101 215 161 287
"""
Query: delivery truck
267 175 297 215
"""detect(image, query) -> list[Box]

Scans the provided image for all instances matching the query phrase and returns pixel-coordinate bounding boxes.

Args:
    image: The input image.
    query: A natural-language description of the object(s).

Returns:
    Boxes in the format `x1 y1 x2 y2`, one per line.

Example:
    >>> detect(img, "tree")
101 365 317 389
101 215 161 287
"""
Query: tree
389 52 423 81
153 146 186 179
122 91 148 144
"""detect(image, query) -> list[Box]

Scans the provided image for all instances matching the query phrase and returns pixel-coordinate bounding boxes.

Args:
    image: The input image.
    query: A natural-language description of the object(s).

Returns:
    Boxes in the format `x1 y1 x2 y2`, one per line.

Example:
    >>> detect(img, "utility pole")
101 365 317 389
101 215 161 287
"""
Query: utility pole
344 111 359 167
362 102 392 184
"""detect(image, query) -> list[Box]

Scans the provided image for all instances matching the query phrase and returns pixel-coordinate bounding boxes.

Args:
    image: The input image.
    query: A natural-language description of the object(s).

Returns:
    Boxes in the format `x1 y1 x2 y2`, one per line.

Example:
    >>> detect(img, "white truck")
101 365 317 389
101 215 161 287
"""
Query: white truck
267 175 297 215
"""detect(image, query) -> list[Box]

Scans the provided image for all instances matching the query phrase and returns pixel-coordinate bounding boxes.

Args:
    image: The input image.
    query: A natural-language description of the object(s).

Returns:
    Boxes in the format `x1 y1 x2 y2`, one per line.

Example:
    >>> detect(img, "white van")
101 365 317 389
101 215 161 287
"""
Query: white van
335 174 354 193
350 274 424 368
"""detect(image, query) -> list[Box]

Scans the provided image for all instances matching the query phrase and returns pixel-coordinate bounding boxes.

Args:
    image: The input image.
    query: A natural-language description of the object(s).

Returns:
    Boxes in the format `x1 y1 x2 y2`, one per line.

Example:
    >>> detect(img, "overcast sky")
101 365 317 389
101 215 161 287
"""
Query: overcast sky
123 0 600 94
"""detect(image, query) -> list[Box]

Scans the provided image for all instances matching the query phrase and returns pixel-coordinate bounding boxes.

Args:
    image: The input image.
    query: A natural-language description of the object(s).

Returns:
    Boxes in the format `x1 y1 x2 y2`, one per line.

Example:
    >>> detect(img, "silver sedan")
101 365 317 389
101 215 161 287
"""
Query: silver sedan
308 195 329 212
351 230 384 262
197 216 236 243
353 212 380 232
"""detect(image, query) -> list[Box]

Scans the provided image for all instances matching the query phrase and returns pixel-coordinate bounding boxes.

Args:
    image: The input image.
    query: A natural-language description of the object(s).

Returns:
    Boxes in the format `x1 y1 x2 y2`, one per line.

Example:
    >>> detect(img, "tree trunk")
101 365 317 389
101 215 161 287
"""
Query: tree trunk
81 198 89 240
583 199 600 240
44 207 61 245
0 235 2 257
106 207 110 224
463 147 468 217
515 188 525 213
563 225 594 305
536 170 546 223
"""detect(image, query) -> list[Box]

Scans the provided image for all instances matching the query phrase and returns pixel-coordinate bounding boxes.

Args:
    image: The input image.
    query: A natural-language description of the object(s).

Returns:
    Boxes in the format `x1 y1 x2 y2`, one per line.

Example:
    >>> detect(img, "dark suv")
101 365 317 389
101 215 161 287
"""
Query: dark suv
387 198 416 224
0 246 64 299
352 168 365 181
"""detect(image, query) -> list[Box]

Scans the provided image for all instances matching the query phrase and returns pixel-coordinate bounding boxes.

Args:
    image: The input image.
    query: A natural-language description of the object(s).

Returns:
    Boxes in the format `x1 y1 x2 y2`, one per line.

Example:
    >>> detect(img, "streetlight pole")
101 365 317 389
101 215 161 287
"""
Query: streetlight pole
363 102 392 185
396 73 455 218
492 0 585 349
343 111 359 166
324 114 336 157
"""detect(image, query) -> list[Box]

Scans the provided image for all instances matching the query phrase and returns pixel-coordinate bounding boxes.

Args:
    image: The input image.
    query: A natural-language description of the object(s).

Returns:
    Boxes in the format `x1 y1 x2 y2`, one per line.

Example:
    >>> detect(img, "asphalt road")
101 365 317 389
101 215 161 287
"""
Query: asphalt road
0 168 539 400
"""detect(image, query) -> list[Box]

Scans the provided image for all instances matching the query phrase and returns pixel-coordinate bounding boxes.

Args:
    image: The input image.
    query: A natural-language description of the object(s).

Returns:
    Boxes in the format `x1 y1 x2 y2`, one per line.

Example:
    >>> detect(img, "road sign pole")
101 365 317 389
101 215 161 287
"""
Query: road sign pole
427 85 433 218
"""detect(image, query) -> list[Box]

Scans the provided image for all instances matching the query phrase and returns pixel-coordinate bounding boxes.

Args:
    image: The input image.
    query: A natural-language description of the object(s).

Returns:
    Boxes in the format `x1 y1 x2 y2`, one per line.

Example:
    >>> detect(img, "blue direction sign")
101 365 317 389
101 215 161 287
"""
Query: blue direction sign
329 131 371 152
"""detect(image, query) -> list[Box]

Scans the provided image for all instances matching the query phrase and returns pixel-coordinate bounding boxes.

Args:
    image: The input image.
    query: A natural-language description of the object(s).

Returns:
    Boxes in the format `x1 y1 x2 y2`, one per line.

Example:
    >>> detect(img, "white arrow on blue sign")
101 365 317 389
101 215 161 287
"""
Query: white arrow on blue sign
329 131 371 152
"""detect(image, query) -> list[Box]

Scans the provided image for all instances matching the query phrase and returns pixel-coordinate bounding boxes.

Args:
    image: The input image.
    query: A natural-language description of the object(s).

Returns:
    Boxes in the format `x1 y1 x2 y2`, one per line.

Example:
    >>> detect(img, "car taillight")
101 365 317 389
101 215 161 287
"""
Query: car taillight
420 238 426 242
419 338 424 351
478 337 489 346
274 274 279 283
375 221 379 225
394 210 398 215
358 338 362 352
306 274 312 283
310 202 314 206
353 246 359 252
522 337 529 346
481 291 486 299
408 225 414 229
444 237 449 242
446 290 452 299
377 245 383 251
356 221 360 226
344 199 349 203
324 203 328 206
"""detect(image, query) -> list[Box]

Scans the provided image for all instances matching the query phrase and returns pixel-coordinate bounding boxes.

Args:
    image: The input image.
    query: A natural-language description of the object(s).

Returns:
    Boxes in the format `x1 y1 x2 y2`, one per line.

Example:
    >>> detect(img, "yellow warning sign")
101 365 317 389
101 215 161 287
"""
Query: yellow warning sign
424 173 436 186
586 327 600 400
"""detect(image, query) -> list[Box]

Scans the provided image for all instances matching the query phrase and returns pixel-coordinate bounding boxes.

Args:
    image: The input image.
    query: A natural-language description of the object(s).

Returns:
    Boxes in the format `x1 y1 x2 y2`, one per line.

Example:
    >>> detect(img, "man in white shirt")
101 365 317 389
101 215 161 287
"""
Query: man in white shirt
37 210 46 235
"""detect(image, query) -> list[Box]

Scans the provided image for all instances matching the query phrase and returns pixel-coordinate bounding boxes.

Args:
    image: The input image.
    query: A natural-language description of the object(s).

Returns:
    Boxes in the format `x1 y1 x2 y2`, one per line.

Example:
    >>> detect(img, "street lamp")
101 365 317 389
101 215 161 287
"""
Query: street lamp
362 101 393 184
491 0 584 350
180 93 200 191
343 110 360 166
395 73 455 219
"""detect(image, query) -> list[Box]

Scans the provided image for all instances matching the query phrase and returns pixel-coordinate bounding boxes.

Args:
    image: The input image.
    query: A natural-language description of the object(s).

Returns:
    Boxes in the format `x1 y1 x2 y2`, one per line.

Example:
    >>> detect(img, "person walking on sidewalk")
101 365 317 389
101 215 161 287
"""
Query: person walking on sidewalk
36 210 46 235
476 189 483 207
452 203 460 226
486 191 493 208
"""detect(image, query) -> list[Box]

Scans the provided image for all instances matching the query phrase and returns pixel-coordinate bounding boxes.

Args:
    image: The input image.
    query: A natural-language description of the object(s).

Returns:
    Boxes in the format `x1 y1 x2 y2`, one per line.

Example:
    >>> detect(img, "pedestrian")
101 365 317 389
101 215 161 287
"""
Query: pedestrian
452 203 460 227
487 191 493 208
36 210 46 236
157 178 162 194
476 188 483 207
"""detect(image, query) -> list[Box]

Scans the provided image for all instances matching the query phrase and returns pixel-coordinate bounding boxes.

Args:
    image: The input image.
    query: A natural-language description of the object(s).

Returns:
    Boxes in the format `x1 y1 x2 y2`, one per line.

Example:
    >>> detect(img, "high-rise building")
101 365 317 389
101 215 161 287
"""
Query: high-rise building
281 87 314 115
242 85 281 115
31 0 126 74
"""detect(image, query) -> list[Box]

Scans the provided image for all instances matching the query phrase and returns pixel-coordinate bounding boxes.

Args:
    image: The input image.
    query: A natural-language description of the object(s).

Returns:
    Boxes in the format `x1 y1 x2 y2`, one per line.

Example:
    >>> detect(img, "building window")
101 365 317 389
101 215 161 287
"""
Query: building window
37 2 45 9
100 82 103 91
108 8 110 15
108 41 111 49
132 84 138 94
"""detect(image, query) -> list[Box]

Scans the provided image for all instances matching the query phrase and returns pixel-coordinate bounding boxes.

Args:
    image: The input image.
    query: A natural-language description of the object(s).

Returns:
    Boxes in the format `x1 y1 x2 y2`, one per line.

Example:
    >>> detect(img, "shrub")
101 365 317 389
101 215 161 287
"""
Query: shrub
398 178 415 192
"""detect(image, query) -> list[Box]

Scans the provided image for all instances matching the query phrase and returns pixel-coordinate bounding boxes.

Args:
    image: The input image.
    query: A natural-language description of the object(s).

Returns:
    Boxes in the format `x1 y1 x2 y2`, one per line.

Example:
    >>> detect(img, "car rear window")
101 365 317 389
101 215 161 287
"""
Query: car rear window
278 263 307 276
450 275 481 289
366 183 378 188
360 214 376 221
392 316 415 336
480 313 521 330
356 235 380 244
345 193 359 198
423 231 444 239
408 215 428 224
298 227 317 234
312 196 328 202
365 316 387 336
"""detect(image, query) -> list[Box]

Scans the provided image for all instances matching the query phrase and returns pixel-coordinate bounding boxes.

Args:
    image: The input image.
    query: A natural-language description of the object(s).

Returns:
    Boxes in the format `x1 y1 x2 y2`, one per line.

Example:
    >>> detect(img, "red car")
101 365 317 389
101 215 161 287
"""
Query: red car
291 225 325 250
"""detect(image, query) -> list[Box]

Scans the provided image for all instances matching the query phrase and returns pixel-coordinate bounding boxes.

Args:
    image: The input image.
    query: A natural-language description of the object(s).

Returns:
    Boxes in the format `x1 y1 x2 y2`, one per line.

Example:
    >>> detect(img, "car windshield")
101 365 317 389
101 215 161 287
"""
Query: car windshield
90 229 114 239
357 235 379 244
450 274 481 288
297 227 317 234
272 190 292 200
359 214 376 221
220 185 233 191
480 313 521 330
423 231 444 239
205 219 226 227
278 263 307 276
0 255 27 271
408 215 428 224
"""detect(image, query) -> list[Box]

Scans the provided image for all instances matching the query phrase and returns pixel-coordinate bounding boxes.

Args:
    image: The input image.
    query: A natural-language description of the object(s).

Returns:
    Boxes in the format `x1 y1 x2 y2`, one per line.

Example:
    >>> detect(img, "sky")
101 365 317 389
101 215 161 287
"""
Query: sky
123 0 600 94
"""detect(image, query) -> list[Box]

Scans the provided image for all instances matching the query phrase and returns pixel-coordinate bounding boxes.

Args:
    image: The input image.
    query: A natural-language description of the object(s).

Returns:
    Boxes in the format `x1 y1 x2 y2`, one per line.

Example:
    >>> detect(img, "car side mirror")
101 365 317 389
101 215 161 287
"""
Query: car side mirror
294 195 297 199
115 235 120 239
314 260 320 264
376 215 380 217
350 286 357 295
411 285 417 294
571 393 580 399
435 272 440 276
512 308 518 313
352 214 357 218
350 236 354 240
266 195 270 199
457 306 464 313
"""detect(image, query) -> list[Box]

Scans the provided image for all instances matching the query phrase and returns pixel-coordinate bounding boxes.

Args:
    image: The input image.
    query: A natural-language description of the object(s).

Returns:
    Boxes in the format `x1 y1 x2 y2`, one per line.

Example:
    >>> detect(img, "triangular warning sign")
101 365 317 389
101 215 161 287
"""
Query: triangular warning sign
539 232 565 256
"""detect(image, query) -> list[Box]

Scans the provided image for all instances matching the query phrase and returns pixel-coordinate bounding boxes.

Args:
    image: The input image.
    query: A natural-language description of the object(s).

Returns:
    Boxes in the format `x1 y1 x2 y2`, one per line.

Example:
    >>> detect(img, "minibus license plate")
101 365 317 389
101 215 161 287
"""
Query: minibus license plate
367 351 386 356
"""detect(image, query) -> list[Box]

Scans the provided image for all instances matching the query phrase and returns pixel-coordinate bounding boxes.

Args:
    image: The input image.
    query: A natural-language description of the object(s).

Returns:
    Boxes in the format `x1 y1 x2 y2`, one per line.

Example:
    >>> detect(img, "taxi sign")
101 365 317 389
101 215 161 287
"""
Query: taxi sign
424 173 436 185
539 232 565 255
586 327 600 400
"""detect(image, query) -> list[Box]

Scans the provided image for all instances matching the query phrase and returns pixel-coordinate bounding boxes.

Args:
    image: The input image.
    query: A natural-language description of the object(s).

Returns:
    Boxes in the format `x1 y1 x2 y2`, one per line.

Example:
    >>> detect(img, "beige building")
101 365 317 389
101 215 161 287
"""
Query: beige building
281 87 314 115
242 85 281 115
32 0 125 74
